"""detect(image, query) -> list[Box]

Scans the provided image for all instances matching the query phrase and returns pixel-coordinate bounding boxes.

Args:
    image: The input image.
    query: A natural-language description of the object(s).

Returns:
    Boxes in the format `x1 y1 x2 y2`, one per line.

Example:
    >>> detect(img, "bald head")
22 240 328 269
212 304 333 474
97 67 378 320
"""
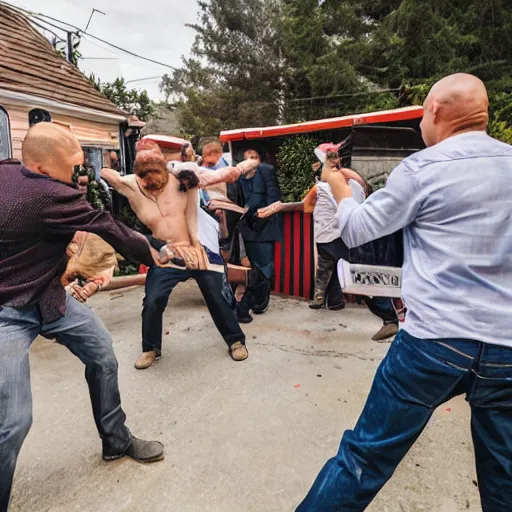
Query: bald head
22 122 84 183
420 73 489 147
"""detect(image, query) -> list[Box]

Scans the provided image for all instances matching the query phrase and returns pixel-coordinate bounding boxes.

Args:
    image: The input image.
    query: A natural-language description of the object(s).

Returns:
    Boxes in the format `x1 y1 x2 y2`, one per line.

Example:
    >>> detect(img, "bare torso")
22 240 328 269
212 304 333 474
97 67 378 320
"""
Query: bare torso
118 174 191 243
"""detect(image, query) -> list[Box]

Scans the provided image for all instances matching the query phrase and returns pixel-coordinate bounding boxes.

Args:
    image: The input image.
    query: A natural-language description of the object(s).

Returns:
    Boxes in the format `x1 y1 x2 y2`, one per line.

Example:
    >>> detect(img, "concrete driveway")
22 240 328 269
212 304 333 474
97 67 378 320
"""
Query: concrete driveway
10 283 481 512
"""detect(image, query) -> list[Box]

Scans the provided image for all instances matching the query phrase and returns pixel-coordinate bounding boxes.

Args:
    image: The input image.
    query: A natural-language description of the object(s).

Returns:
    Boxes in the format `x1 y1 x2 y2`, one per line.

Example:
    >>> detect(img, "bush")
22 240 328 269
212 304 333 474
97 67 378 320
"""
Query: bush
488 91 512 144
276 135 319 202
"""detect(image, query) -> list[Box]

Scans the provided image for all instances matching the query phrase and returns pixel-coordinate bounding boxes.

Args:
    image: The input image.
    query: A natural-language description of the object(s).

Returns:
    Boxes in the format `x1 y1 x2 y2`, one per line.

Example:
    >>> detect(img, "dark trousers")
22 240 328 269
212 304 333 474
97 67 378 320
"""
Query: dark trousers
297 330 512 512
317 239 398 325
242 241 274 311
142 265 245 354
0 295 131 511
245 241 275 280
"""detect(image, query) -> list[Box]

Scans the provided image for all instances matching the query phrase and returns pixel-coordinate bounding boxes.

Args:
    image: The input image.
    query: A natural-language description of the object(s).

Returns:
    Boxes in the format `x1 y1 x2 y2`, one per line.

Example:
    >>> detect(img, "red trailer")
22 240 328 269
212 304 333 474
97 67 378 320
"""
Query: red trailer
220 106 424 300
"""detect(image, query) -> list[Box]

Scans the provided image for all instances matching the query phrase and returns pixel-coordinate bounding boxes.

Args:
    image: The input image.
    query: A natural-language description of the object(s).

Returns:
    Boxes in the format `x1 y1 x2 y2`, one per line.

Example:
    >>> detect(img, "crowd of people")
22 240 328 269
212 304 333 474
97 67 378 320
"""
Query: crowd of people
0 73 511 512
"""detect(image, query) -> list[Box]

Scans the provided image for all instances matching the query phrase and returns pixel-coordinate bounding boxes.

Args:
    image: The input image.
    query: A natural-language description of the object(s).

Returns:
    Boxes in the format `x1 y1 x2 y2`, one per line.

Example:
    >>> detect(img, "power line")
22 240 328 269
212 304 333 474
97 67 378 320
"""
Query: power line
78 33 124 57
28 17 65 43
80 57 120 60
79 34 168 72
126 76 162 84
0 2 177 71
31 13 177 70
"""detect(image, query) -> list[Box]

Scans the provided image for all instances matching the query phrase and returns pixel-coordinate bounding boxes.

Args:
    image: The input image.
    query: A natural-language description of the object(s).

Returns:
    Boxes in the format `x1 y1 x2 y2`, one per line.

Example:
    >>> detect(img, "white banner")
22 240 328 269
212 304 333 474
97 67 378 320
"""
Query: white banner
337 259 402 298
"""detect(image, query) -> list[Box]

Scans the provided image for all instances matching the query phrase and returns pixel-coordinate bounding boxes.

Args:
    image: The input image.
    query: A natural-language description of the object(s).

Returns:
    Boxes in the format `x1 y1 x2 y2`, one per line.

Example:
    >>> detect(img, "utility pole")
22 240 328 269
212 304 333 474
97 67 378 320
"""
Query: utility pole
66 31 73 63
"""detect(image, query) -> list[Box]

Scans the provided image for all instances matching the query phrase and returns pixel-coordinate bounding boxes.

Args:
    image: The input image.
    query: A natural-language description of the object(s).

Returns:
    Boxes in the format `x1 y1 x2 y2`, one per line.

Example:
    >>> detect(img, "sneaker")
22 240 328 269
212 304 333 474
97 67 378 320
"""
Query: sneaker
103 437 164 463
230 341 249 361
372 323 399 342
308 295 326 309
134 350 160 370
253 289 270 315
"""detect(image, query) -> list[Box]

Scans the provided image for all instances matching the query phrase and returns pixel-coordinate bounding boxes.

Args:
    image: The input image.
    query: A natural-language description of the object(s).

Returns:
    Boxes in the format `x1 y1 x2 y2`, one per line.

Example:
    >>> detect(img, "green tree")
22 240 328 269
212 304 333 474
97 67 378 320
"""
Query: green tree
90 75 154 121
358 0 512 88
160 0 286 138
162 0 512 142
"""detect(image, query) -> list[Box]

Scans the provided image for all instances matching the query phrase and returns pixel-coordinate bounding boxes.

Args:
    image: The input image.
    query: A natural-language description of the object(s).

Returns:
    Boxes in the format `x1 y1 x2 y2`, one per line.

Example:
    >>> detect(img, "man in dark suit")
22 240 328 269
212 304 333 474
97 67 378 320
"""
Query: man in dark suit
233 149 282 322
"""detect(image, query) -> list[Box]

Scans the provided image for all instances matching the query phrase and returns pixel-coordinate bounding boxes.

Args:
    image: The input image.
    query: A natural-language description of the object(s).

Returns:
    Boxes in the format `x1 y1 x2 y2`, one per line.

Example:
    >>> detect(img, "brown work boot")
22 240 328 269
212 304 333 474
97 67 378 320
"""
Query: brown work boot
309 254 333 309
230 341 249 362
134 350 160 370
308 293 326 309
372 323 399 342
103 437 164 463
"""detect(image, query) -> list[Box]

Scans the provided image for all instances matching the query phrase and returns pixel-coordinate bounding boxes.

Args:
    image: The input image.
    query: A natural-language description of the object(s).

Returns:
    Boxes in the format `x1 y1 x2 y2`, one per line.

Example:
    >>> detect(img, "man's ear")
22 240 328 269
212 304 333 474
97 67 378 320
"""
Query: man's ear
28 161 48 176
431 99 441 124
38 163 52 177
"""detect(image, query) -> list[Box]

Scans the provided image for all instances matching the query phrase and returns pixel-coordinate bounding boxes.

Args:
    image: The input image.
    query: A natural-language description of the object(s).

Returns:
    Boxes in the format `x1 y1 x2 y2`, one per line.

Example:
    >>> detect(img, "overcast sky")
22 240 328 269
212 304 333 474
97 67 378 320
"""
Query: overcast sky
9 0 199 100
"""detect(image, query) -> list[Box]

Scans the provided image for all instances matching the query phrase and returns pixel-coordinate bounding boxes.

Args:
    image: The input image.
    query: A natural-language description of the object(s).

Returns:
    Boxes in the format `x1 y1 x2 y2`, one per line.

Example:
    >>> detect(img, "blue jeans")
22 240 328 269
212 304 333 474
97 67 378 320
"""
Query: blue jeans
364 296 397 325
297 330 512 512
0 295 131 511
142 266 245 354
245 241 275 280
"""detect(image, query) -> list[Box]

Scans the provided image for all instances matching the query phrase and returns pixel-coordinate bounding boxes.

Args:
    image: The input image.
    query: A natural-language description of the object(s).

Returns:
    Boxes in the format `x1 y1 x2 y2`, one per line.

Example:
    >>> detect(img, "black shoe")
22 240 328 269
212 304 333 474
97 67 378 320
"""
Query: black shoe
236 299 253 323
253 301 269 315
253 288 270 315
251 274 270 314
237 313 253 324
103 437 164 463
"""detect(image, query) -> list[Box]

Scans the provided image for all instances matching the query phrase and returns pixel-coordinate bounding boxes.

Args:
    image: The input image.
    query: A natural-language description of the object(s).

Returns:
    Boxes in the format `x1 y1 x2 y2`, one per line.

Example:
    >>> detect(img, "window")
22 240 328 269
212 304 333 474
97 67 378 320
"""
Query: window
0 107 11 160
29 108 51 127
82 147 103 180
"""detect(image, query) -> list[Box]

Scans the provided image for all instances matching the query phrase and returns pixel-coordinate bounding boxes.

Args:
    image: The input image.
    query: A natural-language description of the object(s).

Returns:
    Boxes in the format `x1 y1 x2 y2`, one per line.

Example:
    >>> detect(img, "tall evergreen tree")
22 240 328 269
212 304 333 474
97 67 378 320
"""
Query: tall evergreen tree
160 0 512 139
161 0 285 138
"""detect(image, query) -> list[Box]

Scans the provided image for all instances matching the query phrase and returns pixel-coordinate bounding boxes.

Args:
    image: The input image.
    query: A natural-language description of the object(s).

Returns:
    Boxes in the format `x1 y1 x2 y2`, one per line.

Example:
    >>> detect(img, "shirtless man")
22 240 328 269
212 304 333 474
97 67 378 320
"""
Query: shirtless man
102 141 251 370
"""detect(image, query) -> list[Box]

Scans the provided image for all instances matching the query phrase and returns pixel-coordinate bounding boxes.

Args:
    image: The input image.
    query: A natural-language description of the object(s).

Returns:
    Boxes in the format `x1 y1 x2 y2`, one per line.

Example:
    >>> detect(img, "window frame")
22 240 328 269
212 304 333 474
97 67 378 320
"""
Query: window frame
0 105 12 160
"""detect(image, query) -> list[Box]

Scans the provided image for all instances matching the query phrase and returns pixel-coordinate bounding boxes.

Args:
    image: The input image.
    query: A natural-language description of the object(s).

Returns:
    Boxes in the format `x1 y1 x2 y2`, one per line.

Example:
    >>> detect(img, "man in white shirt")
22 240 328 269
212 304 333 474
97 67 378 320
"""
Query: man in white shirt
296 74 512 512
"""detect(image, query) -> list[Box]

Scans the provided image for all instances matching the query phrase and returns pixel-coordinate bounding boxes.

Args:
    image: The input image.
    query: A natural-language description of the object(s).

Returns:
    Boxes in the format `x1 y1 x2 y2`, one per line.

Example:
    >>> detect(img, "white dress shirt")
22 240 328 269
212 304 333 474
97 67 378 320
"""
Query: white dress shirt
336 131 512 347
314 179 365 244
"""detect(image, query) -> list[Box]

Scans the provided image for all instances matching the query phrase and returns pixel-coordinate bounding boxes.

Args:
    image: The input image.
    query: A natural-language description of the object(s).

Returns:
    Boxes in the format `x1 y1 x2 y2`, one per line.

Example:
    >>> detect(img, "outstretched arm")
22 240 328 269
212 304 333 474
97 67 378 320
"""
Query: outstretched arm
257 187 317 218
100 168 135 198
167 159 259 189
42 187 154 267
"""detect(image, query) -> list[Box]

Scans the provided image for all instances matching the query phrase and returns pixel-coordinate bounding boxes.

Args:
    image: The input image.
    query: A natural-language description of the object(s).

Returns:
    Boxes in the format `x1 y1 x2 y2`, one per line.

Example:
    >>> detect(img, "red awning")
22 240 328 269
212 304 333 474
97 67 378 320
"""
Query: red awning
220 106 424 143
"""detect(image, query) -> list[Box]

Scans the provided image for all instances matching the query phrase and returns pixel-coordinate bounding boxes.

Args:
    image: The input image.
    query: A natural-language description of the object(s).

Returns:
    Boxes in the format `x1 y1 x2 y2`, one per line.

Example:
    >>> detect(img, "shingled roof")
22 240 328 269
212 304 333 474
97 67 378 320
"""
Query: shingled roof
0 4 127 117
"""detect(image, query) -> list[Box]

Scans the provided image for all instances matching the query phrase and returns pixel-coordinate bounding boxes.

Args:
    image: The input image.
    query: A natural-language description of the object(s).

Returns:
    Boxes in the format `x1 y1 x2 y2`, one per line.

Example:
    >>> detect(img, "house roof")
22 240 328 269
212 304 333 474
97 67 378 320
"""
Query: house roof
219 106 424 142
0 4 127 117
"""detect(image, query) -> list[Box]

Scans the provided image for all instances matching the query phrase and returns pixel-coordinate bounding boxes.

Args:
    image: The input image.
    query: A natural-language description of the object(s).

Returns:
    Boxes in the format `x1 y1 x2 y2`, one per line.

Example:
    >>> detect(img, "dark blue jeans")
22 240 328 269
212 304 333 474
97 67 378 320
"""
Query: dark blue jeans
142 266 245 354
297 330 512 512
0 295 132 512
245 241 275 280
